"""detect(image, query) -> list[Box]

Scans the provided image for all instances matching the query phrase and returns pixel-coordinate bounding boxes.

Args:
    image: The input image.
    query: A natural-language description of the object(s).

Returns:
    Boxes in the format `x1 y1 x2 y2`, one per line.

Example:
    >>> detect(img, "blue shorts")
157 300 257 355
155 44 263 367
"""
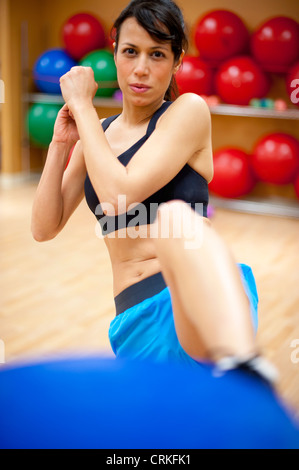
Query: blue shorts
109 264 259 367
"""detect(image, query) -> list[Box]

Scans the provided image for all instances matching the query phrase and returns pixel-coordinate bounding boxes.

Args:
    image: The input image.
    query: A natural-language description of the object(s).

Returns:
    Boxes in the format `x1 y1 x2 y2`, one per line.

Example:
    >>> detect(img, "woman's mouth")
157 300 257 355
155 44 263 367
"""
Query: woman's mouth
130 84 150 94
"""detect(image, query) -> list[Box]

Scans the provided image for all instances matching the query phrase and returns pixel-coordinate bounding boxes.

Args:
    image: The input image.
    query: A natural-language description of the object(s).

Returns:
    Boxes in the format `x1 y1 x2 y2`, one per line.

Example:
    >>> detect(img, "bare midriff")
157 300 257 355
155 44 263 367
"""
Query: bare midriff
104 224 161 297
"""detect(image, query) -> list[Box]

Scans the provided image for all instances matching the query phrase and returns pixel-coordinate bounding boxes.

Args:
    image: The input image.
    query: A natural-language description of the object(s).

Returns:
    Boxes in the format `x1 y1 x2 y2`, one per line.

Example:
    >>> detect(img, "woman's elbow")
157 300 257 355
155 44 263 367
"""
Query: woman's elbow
31 231 53 243
32 232 49 243
31 224 58 243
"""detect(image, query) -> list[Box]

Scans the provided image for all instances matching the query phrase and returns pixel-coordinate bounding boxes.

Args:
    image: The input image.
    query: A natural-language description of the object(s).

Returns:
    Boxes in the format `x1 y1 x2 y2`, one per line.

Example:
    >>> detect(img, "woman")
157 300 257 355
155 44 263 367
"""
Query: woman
32 0 260 374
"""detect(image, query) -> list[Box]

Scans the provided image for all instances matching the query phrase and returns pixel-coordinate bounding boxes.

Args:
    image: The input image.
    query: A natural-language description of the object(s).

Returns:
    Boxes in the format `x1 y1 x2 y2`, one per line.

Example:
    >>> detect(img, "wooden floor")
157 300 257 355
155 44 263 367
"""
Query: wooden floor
1 180 299 417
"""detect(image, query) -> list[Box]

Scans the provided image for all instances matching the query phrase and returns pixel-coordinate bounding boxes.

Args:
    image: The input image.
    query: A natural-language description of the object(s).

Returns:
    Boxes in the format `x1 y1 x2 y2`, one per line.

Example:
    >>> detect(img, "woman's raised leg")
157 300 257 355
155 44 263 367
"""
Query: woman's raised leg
153 201 257 362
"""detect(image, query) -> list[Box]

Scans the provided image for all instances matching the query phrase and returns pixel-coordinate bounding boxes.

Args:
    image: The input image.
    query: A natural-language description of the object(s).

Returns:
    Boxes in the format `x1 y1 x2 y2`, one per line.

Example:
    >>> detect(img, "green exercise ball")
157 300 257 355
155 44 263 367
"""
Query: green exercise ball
79 49 118 97
27 103 61 148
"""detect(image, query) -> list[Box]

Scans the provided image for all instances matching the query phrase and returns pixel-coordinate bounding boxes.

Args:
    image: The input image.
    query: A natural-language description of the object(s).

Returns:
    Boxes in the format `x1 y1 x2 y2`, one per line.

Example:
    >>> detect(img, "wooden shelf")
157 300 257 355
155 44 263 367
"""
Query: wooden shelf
27 93 123 109
210 196 299 219
209 104 299 120
27 93 299 119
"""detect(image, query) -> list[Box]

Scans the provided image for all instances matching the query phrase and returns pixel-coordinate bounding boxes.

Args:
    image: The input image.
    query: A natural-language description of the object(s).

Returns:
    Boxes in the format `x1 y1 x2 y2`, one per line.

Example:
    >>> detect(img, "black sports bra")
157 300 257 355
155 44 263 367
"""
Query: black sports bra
84 101 209 235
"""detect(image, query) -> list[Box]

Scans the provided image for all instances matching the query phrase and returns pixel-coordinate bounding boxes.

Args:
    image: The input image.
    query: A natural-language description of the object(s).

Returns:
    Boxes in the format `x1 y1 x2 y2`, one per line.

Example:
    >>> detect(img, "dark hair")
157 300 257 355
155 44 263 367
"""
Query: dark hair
112 0 188 101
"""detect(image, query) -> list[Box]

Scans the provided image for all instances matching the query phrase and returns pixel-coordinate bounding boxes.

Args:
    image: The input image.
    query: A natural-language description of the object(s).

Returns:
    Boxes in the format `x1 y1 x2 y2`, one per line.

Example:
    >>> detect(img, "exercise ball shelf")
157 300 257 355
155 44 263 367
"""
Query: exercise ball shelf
28 93 299 118
27 93 123 109
209 195 299 219
209 104 299 120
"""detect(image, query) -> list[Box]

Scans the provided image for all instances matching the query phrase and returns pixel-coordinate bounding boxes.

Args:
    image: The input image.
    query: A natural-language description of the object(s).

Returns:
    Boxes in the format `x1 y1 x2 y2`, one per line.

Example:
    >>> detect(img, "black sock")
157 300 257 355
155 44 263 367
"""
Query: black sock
213 354 279 387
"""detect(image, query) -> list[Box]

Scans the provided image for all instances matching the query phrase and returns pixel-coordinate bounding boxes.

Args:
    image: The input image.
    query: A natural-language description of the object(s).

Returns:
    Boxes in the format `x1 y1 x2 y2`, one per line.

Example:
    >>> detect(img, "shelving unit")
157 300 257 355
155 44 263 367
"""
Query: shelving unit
209 103 299 217
27 93 299 119
209 104 299 121
3 0 299 194
210 195 299 218
5 0 299 218
28 93 123 109
209 104 299 217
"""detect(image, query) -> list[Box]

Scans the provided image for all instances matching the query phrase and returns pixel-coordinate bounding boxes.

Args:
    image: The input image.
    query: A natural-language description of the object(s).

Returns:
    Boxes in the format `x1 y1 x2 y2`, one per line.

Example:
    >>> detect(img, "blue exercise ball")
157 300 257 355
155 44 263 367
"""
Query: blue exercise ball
0 357 299 449
33 48 77 94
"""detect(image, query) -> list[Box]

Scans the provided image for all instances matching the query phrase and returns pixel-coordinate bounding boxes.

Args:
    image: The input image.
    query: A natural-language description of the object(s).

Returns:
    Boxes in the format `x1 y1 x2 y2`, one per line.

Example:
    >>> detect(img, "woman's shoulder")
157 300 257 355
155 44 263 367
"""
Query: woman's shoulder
158 93 211 130
173 93 210 115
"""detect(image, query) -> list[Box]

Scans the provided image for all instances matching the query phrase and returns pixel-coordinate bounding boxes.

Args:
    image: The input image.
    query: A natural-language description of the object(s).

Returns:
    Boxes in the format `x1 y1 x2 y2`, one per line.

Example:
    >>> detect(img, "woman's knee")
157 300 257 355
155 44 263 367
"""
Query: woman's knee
154 200 207 245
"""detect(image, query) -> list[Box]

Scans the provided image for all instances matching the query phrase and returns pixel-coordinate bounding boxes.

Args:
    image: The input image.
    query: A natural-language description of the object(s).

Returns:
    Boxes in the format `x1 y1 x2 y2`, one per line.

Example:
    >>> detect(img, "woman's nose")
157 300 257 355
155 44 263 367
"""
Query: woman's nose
134 54 149 76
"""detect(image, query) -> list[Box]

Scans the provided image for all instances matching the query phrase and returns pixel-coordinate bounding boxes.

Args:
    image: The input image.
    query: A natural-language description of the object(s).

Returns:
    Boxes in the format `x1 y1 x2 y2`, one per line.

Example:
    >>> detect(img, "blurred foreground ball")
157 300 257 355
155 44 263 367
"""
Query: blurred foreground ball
1 357 299 449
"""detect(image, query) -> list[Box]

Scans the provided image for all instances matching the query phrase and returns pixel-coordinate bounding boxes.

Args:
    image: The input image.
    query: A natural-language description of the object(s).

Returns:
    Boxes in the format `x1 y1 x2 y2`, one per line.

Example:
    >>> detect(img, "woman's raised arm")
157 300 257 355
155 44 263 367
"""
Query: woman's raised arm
60 67 212 216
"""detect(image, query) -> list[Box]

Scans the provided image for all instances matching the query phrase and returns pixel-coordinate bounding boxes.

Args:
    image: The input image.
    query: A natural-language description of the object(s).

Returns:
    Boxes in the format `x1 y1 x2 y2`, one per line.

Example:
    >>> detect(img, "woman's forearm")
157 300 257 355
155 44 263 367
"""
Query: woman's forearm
73 103 128 211
31 141 72 241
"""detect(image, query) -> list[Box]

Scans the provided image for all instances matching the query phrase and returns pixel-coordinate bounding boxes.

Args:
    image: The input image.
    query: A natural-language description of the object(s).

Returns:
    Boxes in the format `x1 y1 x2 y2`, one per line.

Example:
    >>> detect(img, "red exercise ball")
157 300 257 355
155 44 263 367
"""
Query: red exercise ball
251 16 299 73
286 62 299 108
251 133 299 185
194 10 249 65
209 148 256 198
294 173 299 199
175 56 214 96
215 56 270 105
62 13 106 61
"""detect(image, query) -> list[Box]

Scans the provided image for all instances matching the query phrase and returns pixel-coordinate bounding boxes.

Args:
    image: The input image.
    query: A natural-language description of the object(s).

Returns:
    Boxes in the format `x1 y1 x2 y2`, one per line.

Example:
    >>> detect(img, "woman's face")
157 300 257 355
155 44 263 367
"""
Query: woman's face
114 17 180 106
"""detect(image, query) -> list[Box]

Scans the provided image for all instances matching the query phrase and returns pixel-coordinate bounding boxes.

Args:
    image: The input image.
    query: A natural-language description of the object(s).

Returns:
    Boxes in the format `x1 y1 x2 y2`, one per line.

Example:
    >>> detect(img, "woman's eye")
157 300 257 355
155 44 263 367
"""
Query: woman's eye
152 51 165 59
124 48 136 55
